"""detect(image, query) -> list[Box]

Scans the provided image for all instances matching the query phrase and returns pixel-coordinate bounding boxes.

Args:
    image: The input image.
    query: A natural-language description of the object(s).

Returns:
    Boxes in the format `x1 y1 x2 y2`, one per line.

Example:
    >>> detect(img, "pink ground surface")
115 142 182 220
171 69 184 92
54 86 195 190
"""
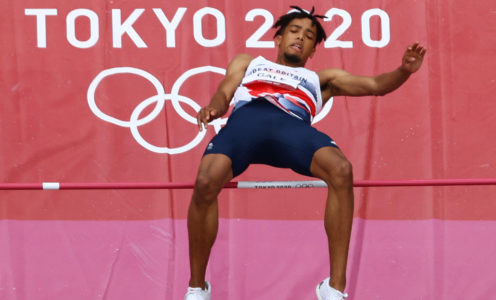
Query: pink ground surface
1 218 495 300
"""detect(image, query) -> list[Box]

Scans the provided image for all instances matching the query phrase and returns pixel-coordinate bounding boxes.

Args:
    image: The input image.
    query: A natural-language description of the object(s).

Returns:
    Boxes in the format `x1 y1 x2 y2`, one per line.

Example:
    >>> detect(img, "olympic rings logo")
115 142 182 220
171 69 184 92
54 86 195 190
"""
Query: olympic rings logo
87 66 333 154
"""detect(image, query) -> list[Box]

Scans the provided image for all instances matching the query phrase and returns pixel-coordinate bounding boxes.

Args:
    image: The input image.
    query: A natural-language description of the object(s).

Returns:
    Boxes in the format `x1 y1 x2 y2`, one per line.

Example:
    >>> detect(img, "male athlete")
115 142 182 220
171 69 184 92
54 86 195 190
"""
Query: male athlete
184 6 425 300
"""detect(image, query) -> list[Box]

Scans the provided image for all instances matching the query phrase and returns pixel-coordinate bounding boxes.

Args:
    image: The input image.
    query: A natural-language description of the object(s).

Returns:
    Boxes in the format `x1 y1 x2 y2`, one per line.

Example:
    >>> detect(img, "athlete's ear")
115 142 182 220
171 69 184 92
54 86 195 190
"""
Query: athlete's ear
275 35 282 47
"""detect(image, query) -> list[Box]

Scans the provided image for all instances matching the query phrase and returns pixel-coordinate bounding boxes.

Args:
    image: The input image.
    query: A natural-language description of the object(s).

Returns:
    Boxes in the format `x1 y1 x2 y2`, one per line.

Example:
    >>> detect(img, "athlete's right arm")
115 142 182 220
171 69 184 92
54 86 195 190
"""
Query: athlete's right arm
197 54 254 131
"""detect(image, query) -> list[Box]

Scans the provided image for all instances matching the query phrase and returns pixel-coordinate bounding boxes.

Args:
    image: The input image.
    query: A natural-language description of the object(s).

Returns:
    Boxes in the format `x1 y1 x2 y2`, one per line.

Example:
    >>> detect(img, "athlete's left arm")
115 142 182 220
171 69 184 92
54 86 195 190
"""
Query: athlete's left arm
318 42 426 101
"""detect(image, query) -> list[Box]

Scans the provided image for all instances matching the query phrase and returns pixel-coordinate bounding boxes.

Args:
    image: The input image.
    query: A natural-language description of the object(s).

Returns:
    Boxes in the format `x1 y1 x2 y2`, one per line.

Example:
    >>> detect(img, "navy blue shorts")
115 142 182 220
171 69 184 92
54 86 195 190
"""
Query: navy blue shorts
204 99 338 177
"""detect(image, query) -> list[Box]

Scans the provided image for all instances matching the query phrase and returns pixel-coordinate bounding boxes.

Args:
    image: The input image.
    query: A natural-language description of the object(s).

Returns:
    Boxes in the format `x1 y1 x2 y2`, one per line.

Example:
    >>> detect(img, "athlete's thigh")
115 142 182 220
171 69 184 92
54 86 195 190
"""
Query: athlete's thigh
266 117 338 176
310 146 351 181
204 104 269 177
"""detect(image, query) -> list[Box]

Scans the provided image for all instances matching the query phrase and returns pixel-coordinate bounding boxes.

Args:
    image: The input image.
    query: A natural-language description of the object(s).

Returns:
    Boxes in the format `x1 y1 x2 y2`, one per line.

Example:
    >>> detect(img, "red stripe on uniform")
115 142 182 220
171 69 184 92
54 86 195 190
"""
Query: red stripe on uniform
244 82 316 116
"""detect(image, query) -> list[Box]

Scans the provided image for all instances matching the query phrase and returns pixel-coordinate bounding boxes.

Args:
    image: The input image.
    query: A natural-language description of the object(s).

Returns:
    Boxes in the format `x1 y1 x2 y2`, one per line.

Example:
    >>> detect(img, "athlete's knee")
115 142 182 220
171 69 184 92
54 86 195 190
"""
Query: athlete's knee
324 158 353 188
336 158 353 179
192 173 223 204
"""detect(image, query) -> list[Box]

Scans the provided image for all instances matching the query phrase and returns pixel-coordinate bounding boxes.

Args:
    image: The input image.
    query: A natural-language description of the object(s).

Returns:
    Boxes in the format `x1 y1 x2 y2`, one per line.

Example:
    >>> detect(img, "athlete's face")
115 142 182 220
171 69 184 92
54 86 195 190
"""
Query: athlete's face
276 18 317 67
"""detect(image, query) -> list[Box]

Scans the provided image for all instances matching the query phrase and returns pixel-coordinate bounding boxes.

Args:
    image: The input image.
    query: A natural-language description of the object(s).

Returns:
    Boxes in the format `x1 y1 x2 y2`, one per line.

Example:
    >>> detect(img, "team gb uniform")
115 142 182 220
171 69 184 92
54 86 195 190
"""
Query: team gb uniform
204 56 337 177
233 56 324 124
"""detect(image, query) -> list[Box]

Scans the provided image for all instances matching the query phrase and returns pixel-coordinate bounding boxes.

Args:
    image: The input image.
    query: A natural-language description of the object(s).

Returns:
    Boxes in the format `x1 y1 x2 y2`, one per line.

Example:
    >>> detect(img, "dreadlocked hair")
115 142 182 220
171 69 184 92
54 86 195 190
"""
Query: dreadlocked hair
273 6 327 46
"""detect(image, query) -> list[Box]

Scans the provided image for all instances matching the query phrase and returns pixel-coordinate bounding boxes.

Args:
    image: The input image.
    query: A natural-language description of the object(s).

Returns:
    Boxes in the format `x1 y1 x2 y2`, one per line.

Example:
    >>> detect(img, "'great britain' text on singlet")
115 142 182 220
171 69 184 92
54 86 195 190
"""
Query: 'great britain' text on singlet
232 56 323 123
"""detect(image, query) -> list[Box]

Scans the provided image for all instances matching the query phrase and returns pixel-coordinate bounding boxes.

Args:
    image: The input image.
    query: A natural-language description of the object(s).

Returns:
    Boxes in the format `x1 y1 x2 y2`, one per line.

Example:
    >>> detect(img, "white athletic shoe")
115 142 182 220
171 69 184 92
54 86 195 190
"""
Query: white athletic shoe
184 281 211 300
316 277 348 300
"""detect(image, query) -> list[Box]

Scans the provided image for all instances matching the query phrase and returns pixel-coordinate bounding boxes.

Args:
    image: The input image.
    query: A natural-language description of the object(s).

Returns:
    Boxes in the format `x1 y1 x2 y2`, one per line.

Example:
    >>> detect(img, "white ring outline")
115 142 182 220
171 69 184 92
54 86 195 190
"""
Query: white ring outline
312 98 333 124
129 93 206 154
87 67 165 127
170 66 226 126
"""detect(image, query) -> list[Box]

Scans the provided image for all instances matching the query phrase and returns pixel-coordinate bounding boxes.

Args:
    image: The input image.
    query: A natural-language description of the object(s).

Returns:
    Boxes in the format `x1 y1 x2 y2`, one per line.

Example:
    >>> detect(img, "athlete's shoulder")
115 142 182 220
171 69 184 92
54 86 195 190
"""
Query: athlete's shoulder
317 68 350 81
230 53 255 66
317 68 353 89
224 54 255 78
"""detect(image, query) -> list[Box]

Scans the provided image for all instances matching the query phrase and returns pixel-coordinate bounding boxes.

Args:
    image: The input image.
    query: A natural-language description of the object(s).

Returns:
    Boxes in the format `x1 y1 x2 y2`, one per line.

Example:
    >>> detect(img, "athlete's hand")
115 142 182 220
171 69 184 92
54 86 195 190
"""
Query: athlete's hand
197 106 220 131
400 42 426 74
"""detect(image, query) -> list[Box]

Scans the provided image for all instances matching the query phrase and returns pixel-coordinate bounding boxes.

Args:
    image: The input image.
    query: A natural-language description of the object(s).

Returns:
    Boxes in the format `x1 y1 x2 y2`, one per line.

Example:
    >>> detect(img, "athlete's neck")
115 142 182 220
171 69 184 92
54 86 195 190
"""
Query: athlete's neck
276 53 306 68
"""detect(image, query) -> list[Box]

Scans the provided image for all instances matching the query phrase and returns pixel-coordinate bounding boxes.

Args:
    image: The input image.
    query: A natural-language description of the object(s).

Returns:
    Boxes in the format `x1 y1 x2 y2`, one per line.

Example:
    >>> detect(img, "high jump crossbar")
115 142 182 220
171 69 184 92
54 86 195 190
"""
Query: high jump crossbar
0 178 496 190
